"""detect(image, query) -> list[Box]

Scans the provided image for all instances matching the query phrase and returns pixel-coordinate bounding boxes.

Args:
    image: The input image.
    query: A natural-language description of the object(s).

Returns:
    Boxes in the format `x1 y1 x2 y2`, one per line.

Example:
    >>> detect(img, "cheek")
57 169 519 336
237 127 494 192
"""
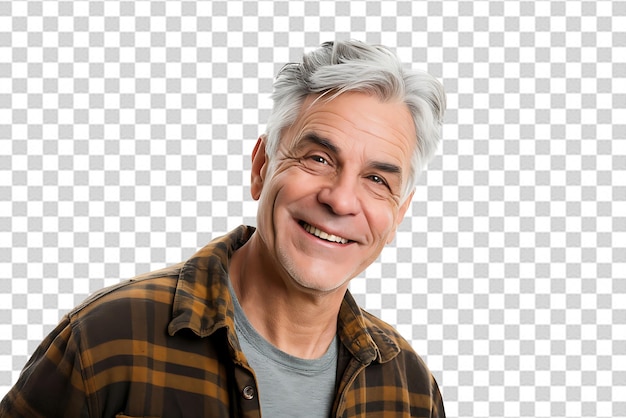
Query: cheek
364 202 398 238
256 172 293 221
255 179 280 229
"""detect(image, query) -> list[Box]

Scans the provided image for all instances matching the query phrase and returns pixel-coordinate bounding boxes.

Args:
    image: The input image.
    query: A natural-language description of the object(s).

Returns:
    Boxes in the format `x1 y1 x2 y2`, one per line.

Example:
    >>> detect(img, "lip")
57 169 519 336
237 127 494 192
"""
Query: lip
297 220 354 245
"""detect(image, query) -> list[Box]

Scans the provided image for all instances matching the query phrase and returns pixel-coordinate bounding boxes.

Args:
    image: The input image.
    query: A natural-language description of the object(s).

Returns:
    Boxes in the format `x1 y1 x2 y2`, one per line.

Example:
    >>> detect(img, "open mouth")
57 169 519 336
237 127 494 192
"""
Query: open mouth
299 221 351 244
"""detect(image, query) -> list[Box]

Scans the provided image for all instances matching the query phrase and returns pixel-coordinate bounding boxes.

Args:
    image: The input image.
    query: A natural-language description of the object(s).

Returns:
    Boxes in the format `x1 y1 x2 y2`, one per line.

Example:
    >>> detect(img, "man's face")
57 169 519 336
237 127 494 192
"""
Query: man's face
251 92 416 294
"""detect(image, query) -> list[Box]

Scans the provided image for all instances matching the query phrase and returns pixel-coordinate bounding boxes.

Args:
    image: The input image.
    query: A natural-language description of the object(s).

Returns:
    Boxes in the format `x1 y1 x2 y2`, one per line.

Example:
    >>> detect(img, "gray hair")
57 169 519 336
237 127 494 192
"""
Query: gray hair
264 40 446 202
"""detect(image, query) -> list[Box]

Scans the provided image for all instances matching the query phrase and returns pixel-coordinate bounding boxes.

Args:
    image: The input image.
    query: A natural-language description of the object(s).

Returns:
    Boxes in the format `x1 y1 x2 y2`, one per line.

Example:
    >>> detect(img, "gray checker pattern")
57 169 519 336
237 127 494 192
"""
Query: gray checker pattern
1 1 625 417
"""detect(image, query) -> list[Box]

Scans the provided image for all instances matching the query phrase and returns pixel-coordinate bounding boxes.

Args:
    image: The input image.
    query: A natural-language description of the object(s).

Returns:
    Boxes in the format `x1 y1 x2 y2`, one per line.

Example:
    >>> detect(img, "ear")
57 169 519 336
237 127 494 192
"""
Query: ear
386 189 415 244
250 136 268 200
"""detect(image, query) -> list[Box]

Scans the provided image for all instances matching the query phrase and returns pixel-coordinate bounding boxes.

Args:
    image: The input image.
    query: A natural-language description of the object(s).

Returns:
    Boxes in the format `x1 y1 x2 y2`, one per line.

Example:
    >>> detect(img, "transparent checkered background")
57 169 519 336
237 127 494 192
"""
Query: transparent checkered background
1 0 625 417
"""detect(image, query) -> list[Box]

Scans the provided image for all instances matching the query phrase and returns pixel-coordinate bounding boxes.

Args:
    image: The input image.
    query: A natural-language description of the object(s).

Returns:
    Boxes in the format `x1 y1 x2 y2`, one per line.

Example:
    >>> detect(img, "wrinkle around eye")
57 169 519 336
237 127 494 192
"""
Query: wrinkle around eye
363 178 402 204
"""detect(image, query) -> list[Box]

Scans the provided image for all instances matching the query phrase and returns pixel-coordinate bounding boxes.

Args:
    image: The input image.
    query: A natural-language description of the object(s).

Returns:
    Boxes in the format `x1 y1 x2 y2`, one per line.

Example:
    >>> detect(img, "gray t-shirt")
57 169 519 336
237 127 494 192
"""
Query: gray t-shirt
230 282 338 417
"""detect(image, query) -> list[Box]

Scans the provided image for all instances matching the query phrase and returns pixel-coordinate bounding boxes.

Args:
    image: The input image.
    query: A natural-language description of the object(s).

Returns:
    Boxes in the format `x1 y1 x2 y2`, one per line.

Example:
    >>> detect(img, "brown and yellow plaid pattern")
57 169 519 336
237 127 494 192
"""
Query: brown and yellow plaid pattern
1 225 444 417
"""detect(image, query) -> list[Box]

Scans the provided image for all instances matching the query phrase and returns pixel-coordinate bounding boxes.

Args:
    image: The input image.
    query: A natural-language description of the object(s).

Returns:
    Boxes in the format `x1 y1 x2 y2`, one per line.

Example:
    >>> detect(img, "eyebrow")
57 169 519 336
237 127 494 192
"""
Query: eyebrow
299 132 403 177
299 132 339 154
370 161 402 175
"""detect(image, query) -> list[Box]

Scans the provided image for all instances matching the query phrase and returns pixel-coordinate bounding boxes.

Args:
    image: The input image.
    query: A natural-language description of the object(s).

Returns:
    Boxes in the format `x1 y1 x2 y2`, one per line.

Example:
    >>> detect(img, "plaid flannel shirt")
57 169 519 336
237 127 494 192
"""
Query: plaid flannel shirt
1 225 445 417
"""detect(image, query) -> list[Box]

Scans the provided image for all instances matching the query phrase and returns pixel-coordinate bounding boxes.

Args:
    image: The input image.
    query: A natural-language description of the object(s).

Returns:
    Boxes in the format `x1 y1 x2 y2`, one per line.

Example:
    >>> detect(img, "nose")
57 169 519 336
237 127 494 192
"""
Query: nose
317 174 361 216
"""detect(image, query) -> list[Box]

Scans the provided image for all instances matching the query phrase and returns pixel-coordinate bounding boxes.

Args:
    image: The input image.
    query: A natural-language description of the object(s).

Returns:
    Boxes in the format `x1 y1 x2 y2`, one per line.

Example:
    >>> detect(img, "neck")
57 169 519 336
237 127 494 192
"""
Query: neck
229 234 346 359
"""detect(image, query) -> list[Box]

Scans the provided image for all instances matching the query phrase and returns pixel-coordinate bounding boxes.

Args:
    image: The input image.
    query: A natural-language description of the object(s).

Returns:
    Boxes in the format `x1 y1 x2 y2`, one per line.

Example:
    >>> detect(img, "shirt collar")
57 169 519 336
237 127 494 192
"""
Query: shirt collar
168 225 255 342
337 290 401 364
167 224 400 364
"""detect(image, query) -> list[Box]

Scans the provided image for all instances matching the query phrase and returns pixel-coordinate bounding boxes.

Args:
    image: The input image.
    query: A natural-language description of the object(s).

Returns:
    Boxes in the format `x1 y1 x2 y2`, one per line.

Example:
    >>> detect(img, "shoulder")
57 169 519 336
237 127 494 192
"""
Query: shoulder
66 264 183 333
359 308 418 354
359 308 434 378
348 309 446 417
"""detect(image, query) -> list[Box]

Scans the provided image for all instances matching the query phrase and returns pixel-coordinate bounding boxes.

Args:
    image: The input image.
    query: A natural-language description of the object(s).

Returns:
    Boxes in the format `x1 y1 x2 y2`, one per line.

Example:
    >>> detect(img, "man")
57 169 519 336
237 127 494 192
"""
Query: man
1 40 446 417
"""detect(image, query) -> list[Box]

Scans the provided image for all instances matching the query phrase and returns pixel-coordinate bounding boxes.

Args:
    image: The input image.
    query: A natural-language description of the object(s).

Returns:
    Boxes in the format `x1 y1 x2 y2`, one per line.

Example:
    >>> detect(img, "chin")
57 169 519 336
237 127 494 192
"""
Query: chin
278 251 352 294
293 276 350 294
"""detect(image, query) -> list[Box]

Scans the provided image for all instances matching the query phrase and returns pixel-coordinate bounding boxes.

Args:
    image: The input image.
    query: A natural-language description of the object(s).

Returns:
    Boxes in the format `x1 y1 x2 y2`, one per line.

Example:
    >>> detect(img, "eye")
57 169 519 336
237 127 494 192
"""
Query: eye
310 155 329 165
368 174 387 186
300 153 334 173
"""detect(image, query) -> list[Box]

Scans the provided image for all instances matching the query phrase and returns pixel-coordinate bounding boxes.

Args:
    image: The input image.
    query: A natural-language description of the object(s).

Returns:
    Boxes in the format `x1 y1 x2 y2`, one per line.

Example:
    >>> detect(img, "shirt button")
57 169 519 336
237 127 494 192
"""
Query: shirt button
242 385 255 400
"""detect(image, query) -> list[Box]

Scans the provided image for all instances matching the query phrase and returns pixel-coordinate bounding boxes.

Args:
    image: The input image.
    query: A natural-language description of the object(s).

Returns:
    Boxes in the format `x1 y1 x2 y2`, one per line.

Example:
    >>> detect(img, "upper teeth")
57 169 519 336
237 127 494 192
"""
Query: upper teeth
303 223 349 244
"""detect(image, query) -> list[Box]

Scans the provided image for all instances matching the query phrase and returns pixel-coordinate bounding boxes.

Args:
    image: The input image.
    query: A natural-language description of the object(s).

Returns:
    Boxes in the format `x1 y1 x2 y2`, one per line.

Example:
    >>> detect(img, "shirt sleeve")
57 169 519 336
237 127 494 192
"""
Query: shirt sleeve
0 315 91 418
431 373 446 418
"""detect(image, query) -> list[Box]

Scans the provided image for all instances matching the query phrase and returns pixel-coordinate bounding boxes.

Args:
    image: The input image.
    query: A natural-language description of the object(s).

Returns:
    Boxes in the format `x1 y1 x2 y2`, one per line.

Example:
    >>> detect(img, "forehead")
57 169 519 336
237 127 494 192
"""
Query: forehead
287 92 416 159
